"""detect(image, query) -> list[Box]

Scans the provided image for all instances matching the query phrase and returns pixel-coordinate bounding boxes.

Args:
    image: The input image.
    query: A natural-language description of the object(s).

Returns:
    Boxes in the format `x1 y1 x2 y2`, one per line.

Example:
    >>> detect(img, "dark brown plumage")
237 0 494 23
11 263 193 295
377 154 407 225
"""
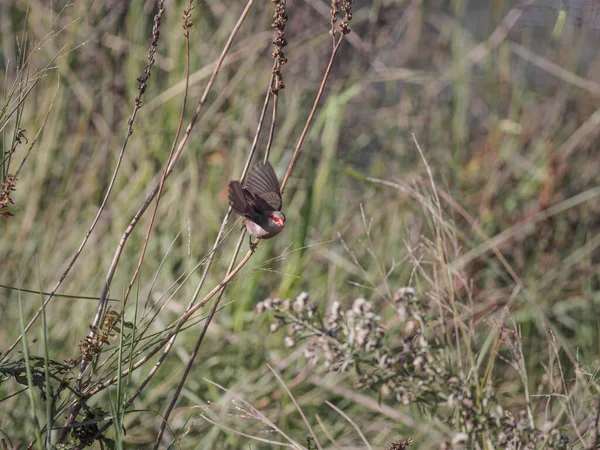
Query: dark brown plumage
228 162 285 244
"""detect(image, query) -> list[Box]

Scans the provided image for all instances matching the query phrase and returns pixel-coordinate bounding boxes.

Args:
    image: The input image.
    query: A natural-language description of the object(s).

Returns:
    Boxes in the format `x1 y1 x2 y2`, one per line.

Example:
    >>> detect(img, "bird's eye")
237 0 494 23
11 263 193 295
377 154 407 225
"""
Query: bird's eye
271 215 284 225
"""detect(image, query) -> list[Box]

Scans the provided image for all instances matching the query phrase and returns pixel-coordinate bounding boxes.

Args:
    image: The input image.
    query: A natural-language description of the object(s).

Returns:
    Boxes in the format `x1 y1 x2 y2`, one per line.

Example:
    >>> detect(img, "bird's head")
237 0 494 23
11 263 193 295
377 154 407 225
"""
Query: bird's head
269 211 286 228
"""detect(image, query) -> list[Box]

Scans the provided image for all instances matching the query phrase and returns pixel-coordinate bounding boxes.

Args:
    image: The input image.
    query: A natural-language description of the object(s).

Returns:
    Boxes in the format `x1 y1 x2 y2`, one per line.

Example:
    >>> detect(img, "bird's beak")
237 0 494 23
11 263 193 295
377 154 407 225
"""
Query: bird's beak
274 216 285 227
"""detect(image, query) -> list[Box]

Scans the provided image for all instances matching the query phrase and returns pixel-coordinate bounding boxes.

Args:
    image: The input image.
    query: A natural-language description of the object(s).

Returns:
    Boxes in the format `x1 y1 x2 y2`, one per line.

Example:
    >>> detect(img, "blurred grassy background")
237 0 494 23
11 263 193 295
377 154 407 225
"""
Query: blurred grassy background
1 0 600 448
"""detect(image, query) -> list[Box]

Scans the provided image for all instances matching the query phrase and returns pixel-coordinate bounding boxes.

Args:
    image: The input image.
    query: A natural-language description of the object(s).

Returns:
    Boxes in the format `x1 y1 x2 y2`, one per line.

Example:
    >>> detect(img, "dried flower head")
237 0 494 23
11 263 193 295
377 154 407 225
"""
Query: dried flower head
0 174 17 217
393 287 416 302
387 438 413 450
270 0 288 93
257 289 570 448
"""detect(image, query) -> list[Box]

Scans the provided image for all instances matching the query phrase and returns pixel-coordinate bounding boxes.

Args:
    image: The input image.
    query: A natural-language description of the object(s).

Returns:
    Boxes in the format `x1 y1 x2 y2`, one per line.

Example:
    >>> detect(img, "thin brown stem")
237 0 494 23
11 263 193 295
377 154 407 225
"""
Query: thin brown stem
264 67 279 164
120 72 275 438
84 247 254 397
154 30 348 445
119 3 192 314
153 232 246 448
280 34 344 192
0 6 160 366
56 1 256 443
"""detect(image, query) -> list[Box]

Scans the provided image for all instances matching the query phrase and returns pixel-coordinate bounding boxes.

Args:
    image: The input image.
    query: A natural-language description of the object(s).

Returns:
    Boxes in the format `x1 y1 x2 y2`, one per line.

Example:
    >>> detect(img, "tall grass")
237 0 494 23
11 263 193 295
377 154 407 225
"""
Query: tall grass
1 0 600 448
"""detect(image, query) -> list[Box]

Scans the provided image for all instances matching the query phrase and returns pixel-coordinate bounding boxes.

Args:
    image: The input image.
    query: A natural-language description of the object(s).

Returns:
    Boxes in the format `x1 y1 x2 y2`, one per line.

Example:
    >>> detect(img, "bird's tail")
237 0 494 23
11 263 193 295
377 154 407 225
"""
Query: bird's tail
228 181 250 217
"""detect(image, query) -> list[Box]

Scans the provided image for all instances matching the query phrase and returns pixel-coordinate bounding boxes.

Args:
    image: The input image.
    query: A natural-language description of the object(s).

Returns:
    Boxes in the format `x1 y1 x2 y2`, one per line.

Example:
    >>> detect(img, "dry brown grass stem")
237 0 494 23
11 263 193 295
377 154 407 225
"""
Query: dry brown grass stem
281 34 344 192
264 71 279 164
269 364 321 448
0 9 159 363
143 20 347 447
85 247 254 395
119 2 193 318
201 378 305 449
326 400 373 450
152 232 248 448
153 71 279 446
153 8 350 441
55 1 257 442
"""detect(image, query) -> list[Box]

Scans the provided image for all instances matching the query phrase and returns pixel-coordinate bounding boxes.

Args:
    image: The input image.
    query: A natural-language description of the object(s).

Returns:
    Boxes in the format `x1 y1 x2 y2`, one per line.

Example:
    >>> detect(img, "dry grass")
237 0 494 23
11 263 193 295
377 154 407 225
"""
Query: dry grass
1 0 600 449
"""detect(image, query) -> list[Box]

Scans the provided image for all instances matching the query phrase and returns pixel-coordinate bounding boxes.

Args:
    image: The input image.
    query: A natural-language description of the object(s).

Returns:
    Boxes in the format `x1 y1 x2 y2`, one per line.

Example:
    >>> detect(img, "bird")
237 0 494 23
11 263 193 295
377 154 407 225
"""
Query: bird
228 161 285 250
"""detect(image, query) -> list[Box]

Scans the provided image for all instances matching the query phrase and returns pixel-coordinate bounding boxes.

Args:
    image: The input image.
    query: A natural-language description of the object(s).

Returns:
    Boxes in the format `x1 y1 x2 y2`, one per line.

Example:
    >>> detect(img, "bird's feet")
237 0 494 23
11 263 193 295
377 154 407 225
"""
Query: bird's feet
249 236 258 253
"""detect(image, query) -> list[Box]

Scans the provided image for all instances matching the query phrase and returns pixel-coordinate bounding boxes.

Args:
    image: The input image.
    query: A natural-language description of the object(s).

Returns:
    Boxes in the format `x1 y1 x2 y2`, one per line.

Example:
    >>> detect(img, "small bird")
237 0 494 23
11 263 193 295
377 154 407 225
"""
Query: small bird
228 161 285 249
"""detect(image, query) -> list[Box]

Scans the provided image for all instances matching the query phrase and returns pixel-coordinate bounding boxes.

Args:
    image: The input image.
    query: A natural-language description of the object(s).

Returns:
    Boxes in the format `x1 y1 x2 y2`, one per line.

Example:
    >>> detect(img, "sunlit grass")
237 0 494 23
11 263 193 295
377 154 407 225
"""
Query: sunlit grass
1 0 600 448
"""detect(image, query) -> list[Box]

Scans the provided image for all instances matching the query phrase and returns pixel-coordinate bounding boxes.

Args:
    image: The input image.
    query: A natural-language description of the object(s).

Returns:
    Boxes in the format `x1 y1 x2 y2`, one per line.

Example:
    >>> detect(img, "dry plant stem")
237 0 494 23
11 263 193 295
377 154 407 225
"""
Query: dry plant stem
91 27 344 443
306 0 387 73
165 0 255 176
202 378 305 450
119 6 193 315
88 73 275 445
55 1 256 442
85 247 255 396
315 414 341 449
88 241 249 446
151 75 277 446
269 364 321 448
126 72 275 408
153 232 246 448
156 36 347 443
183 70 276 309
0 36 151 365
280 34 344 192
326 401 373 450
264 87 278 163
196 413 299 448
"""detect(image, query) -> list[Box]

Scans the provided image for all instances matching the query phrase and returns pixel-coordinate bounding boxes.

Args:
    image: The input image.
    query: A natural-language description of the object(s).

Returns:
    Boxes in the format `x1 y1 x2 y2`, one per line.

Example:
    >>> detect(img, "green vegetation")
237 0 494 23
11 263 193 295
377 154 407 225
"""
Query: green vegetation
1 0 599 448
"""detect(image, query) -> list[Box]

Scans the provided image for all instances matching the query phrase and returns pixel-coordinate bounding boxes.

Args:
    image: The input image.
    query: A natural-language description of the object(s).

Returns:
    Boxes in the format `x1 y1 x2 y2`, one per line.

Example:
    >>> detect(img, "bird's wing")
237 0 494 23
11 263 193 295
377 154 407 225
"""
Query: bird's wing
244 162 282 210
245 189 278 215
230 181 275 221
228 181 252 217
245 162 281 195
257 191 282 212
